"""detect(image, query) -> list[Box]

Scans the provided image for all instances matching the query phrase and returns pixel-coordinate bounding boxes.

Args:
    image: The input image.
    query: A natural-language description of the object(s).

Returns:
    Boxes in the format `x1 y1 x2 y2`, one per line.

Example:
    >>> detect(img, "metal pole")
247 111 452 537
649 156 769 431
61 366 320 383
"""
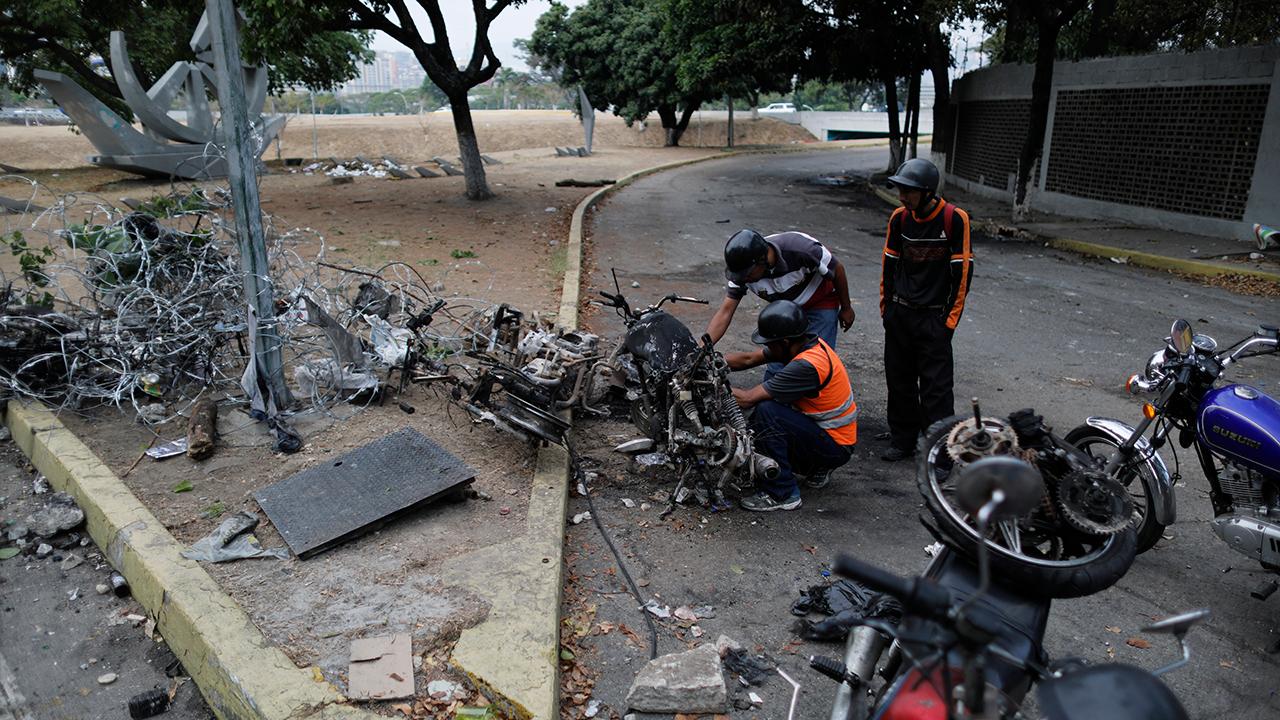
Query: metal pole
205 0 291 406
310 89 318 159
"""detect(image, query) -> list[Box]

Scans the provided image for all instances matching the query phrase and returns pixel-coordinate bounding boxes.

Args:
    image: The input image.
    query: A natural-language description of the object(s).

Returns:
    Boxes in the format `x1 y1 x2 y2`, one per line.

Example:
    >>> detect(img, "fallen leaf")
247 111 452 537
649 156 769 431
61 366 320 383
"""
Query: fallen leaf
619 624 643 647
389 672 403 682
1125 637 1151 649
0 547 20 560
803 545 817 555
1219 660 1239 671
171 479 193 493
391 703 413 716
597 622 616 635
560 648 576 661
730 564 745 575
1104 626 1121 634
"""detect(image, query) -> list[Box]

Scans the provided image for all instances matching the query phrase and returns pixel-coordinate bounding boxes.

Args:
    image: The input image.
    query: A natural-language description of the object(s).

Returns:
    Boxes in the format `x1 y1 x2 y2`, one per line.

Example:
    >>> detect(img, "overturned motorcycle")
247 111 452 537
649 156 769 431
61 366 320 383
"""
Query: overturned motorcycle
806 456 1203 720
592 274 779 516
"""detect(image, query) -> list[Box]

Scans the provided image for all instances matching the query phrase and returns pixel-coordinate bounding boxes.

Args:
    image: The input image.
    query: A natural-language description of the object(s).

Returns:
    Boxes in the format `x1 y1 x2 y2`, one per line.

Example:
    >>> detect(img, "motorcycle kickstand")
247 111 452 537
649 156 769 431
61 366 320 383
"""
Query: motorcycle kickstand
661 467 692 519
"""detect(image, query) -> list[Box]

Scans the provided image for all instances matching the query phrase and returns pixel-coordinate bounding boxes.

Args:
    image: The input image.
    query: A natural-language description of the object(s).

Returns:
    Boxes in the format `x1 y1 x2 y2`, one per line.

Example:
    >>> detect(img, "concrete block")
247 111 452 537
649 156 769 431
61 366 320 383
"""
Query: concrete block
440 164 465 177
388 167 414 179
414 166 441 178
625 644 728 714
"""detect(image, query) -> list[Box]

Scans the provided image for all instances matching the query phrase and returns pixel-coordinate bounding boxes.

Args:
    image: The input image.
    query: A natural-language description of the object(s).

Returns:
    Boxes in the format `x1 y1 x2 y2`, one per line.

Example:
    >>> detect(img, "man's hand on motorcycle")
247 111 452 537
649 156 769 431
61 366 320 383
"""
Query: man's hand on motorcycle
839 306 855 331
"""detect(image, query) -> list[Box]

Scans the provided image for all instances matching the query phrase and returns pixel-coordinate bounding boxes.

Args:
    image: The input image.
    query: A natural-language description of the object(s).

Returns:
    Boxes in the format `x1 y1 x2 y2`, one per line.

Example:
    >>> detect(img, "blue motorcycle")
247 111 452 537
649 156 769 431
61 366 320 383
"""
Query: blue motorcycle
1066 320 1280 560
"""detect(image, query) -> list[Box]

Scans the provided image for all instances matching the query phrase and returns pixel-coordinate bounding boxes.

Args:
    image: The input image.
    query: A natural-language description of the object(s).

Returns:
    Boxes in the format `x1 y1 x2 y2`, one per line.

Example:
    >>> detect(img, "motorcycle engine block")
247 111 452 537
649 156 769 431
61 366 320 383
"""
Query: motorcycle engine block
1219 461 1273 512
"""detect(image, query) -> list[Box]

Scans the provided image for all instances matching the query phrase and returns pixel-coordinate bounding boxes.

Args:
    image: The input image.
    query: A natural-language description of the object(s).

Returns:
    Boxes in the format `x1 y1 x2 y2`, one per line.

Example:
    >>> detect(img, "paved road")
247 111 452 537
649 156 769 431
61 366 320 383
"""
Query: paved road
565 146 1280 719
0 442 211 720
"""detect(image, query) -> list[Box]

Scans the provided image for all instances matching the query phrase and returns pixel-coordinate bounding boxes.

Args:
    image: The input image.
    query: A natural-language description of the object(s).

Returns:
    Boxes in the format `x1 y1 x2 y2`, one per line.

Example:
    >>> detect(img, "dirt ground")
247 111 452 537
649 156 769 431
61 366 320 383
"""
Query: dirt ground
0 110 814 171
0 111 804 715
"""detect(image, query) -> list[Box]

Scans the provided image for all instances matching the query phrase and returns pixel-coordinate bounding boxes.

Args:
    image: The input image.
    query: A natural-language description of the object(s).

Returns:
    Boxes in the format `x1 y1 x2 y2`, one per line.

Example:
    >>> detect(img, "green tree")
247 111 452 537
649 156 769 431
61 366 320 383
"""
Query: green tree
277 0 527 201
0 0 369 115
531 0 703 146
661 0 809 113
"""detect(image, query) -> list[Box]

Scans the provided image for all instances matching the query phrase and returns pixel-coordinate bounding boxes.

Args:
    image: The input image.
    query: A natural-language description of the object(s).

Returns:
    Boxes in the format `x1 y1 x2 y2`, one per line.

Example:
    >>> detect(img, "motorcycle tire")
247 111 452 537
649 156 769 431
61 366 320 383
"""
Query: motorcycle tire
916 416 1138 599
1062 427 1168 554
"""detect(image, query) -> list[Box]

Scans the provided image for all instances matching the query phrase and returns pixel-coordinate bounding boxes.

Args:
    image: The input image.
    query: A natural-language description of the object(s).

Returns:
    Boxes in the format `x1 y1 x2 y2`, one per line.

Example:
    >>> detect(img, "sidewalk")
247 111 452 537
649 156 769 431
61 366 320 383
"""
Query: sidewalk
872 181 1280 286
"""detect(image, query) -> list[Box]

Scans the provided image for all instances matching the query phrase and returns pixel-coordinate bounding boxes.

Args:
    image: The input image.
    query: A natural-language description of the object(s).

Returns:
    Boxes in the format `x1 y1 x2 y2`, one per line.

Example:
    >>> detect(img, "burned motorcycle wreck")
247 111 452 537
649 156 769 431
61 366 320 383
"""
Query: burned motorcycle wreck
593 280 779 516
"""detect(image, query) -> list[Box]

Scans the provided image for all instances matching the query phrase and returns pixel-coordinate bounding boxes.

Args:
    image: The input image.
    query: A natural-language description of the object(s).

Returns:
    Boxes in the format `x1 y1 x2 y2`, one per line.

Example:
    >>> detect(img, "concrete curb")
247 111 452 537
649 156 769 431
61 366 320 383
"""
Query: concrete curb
868 183 1280 284
2 402 373 720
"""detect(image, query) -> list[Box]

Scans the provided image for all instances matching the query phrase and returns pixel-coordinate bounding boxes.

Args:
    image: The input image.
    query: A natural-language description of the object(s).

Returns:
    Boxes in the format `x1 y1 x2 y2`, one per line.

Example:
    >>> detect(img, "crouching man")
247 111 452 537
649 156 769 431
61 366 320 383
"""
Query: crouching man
726 300 857 511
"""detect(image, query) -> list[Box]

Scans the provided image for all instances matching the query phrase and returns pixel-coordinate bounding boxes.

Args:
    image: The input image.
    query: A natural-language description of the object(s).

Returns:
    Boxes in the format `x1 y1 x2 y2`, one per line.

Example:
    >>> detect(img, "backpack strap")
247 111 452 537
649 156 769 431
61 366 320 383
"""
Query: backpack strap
943 201 955 239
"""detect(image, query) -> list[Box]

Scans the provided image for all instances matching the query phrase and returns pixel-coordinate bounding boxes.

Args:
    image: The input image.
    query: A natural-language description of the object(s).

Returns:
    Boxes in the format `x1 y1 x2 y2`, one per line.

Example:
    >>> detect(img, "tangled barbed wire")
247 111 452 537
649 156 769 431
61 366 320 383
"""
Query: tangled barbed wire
0 171 507 434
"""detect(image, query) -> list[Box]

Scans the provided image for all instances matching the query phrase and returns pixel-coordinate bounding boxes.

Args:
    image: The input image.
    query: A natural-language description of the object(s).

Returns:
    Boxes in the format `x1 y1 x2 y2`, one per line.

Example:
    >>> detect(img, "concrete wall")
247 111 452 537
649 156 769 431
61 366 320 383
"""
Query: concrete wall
947 45 1280 241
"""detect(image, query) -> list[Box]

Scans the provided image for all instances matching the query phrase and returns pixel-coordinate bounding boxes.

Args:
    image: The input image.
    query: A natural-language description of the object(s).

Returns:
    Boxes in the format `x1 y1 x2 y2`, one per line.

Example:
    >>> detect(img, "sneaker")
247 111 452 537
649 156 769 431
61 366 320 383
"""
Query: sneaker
804 468 834 489
740 490 802 512
880 446 914 462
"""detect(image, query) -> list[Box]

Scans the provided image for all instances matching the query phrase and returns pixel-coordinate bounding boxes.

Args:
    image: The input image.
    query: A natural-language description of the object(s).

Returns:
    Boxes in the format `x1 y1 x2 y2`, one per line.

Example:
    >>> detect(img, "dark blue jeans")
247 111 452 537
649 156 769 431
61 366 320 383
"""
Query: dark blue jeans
749 400 853 499
764 307 839 381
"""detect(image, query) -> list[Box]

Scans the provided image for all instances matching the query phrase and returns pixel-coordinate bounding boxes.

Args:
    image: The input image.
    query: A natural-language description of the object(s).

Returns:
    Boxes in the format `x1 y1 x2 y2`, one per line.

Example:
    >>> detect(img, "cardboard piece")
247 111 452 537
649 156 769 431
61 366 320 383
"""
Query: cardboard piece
348 633 414 700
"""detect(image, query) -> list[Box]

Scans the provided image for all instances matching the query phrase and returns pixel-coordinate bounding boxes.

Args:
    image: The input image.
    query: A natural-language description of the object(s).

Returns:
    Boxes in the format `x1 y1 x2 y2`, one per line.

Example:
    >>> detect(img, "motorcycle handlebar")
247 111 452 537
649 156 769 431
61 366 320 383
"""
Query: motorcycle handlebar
833 554 952 620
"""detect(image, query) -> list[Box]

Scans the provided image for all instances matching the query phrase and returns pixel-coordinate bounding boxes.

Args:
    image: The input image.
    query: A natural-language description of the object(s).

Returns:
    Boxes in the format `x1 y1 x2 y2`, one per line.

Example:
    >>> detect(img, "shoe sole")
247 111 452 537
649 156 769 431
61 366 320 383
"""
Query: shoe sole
742 497 802 512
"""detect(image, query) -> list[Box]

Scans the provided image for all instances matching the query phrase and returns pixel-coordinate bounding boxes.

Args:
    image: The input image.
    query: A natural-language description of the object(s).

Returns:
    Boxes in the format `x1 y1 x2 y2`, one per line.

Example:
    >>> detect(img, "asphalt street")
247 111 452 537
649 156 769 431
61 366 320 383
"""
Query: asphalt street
0 441 212 720
565 146 1280 719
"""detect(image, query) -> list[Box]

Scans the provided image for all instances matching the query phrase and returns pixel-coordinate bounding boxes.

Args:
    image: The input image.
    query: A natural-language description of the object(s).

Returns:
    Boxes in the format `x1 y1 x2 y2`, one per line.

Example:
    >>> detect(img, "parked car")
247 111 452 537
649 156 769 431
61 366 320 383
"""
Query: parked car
759 102 813 113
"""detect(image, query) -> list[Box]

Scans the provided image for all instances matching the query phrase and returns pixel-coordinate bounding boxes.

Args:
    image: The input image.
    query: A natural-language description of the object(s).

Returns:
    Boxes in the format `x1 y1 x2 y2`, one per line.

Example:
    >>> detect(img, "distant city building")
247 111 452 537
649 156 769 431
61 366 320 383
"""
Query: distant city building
338 51 427 95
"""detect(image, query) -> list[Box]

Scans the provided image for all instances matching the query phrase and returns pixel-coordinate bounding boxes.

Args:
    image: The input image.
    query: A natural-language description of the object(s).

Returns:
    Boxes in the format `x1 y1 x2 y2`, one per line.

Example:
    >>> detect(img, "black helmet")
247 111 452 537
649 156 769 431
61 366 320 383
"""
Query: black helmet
752 300 808 344
887 158 940 195
724 229 769 284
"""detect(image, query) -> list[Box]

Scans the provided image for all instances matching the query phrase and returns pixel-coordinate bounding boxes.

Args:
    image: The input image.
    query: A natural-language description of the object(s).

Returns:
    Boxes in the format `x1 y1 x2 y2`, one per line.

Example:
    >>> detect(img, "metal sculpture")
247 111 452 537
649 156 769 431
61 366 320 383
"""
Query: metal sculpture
35 10 284 179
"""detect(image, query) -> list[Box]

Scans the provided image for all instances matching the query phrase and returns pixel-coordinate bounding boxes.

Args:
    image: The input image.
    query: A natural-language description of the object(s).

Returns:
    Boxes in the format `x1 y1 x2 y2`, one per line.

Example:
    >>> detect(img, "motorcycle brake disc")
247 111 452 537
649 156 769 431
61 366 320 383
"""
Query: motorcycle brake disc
944 417 1019 466
1053 469 1134 536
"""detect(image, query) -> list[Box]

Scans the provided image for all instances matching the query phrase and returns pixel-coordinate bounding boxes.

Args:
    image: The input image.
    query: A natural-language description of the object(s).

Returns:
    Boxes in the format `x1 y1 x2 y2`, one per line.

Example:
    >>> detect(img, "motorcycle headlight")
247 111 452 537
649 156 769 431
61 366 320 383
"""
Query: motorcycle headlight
1144 349 1169 381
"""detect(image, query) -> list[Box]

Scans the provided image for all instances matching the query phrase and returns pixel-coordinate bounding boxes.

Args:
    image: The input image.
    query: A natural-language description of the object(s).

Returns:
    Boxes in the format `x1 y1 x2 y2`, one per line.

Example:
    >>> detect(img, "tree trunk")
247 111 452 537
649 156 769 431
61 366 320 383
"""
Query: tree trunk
449 95 493 200
726 95 734 148
907 70 921 159
1014 15 1061 214
1002 2 1030 63
884 73 902 171
657 105 680 146
928 27 952 156
1083 0 1118 57
748 90 760 120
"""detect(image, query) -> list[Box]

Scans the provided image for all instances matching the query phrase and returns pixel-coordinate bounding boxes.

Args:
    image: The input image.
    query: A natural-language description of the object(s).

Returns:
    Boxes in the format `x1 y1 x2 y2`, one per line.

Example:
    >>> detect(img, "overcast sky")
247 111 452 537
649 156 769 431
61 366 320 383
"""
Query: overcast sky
370 2 987 77
369 1 589 70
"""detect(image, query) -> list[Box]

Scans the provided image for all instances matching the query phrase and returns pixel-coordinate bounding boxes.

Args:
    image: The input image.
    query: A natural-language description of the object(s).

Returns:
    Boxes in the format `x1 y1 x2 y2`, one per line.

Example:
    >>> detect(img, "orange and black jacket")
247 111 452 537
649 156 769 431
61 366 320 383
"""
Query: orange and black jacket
879 198 973 330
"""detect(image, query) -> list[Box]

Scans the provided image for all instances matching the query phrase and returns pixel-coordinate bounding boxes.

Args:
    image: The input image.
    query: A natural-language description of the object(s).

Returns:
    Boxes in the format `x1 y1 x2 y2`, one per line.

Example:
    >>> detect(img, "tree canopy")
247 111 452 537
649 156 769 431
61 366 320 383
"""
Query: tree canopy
0 0 370 111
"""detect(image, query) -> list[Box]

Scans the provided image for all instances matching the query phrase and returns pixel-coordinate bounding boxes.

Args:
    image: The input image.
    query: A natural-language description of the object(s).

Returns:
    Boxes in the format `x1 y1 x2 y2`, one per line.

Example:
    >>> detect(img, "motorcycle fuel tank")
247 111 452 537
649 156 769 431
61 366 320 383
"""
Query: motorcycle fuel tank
1197 385 1280 476
624 311 699 373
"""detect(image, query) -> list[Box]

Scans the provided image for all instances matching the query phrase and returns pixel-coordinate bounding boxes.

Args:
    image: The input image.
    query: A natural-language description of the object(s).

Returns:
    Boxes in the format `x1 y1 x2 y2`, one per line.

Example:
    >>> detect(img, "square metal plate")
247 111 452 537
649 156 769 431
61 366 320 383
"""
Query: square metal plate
253 427 475 558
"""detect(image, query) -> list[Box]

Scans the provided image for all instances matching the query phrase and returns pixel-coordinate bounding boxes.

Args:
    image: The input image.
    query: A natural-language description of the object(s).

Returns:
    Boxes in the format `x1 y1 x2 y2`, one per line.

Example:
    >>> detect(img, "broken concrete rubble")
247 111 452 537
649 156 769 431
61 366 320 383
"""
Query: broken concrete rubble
624 643 728 714
26 492 85 537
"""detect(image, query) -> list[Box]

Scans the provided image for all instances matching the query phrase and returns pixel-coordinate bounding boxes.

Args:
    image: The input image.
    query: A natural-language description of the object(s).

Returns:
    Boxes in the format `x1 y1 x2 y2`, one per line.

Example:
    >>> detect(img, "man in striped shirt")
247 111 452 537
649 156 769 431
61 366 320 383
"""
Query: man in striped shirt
879 158 973 462
706 228 854 377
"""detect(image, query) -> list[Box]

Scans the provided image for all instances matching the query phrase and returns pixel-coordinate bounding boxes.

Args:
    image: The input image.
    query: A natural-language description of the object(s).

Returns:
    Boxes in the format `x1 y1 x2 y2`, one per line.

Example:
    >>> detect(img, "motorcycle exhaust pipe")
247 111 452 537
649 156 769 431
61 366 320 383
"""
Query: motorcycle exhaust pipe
753 453 781 481
829 626 889 720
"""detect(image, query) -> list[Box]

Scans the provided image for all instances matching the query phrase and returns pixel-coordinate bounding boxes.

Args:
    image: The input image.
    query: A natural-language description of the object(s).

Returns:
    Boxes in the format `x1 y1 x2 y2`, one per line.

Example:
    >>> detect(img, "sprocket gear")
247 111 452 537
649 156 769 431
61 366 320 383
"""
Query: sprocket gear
945 417 1019 466
1053 469 1134 536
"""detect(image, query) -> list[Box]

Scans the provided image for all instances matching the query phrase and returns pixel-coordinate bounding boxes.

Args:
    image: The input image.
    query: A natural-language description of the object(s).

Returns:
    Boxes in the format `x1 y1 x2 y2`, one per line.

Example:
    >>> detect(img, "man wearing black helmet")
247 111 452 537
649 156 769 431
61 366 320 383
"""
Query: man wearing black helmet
707 229 854 377
725 300 858 511
879 158 973 462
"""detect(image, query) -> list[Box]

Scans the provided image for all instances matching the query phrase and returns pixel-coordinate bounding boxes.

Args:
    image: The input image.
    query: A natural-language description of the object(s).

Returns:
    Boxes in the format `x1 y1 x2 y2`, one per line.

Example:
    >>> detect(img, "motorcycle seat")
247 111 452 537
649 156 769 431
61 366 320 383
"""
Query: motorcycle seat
1038 664 1188 720
900 550 1051 698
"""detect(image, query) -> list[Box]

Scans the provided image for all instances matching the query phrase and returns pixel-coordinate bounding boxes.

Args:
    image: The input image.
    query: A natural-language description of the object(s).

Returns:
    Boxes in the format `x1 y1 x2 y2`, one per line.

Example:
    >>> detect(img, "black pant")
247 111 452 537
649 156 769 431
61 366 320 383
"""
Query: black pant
883 303 955 452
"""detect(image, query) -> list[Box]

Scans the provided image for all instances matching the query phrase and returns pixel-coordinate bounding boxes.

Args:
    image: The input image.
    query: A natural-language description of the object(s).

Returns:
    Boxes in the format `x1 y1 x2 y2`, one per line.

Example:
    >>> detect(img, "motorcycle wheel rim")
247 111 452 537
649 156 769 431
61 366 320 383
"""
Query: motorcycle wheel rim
1070 436 1152 530
924 440 1122 568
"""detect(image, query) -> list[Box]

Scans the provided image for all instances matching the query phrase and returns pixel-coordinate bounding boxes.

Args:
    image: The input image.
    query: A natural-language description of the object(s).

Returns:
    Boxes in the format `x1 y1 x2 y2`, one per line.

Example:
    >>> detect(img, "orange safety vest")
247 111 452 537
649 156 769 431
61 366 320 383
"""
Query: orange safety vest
792 339 858 446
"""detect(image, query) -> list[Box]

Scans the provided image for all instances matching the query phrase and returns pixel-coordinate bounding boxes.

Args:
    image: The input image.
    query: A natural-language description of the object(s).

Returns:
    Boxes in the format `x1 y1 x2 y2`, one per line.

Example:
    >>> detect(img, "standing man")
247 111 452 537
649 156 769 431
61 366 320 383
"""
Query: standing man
706 229 855 376
879 158 973 462
726 301 857 511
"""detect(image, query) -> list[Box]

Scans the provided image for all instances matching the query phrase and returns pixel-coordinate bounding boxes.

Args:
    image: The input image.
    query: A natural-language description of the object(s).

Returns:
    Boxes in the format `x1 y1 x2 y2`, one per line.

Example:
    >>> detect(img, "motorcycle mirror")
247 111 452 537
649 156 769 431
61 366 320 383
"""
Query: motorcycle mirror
1169 319 1194 356
953 457 1045 521
1143 608 1210 637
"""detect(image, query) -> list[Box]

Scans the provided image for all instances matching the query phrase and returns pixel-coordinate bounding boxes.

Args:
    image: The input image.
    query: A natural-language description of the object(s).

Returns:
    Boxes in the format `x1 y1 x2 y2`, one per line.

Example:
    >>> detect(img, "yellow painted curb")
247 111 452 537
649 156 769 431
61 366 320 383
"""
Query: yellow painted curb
1045 237 1280 283
3 402 375 720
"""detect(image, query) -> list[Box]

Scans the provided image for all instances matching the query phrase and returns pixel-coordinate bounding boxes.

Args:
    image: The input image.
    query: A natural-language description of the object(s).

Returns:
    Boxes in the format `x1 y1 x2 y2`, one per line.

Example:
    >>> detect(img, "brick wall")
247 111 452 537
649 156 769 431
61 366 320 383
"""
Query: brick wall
945 45 1279 237
1046 84 1270 220
950 99 1030 190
